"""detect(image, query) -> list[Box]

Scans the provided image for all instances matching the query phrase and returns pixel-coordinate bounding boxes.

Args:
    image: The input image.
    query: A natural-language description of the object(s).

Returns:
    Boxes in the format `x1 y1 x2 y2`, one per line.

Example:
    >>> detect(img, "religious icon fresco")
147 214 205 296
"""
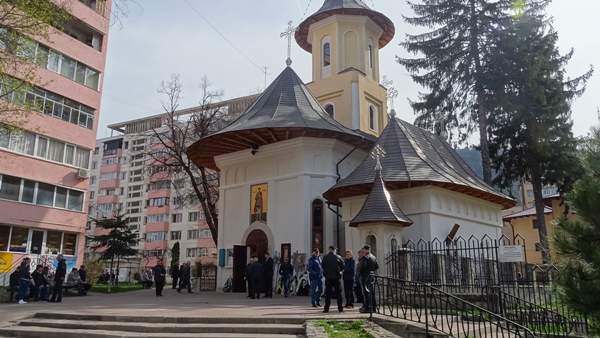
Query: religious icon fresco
250 183 268 223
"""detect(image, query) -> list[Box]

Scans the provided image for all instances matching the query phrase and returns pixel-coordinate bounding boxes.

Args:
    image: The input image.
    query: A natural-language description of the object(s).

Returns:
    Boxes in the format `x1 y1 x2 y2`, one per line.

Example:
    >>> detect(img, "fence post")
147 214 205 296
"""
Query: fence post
433 253 446 285
424 284 430 337
397 248 412 281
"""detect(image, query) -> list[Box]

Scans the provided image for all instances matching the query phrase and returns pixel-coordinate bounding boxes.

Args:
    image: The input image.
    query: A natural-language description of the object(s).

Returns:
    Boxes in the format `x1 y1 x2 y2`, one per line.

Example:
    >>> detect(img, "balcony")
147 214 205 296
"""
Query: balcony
147 189 170 199
146 206 170 216
78 0 109 17
144 241 167 251
96 195 118 204
98 179 120 189
100 164 120 174
145 223 169 233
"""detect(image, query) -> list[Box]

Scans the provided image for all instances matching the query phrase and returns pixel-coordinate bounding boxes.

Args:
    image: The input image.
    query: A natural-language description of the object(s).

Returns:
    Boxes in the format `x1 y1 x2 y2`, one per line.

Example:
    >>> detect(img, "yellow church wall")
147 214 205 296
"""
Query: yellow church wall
305 14 388 137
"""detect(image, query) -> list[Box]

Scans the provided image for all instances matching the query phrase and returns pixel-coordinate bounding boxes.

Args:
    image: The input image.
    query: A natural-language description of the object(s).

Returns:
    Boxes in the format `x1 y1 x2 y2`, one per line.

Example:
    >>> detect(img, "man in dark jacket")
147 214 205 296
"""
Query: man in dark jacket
278 257 294 297
321 246 344 313
170 264 180 289
153 260 167 296
31 264 49 301
9 266 20 303
245 258 255 299
358 245 379 313
178 262 192 293
343 250 356 308
17 257 31 304
78 265 87 283
250 257 264 299
307 248 323 307
50 254 67 303
262 252 274 298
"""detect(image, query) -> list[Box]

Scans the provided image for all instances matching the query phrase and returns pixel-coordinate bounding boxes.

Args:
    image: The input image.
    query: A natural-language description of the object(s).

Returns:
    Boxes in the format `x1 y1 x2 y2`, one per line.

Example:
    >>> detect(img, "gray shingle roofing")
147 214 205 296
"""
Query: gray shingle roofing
187 66 372 170
503 206 552 221
349 164 413 227
324 118 515 208
295 0 395 52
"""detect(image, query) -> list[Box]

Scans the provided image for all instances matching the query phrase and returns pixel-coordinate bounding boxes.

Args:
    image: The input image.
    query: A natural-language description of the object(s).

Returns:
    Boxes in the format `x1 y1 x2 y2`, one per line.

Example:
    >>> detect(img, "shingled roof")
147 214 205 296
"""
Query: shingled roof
295 0 395 52
349 162 413 227
187 66 372 170
324 118 515 208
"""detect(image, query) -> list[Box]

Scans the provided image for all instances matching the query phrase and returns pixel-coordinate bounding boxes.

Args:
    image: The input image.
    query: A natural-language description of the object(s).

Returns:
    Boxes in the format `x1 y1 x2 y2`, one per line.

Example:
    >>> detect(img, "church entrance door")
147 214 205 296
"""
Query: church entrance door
232 245 247 293
246 229 268 260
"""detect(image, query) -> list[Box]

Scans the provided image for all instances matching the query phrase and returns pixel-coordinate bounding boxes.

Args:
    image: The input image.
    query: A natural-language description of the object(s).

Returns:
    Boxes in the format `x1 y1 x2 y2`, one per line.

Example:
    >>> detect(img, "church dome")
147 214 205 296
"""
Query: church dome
324 118 515 208
187 66 372 170
295 0 395 52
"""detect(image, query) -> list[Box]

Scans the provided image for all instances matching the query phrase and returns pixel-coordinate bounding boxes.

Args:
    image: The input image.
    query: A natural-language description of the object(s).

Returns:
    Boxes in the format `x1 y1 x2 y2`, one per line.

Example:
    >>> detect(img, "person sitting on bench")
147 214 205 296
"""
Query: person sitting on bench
66 268 90 295
8 266 20 303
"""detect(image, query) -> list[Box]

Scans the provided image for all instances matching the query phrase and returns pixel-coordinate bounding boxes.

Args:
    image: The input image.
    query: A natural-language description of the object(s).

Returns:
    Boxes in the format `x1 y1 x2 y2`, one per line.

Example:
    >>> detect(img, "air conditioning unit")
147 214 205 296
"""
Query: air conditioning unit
77 169 90 179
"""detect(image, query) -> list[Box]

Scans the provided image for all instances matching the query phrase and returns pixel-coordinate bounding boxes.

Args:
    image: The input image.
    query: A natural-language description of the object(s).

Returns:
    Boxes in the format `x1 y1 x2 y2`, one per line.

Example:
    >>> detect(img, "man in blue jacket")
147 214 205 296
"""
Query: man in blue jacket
343 250 355 308
307 248 323 307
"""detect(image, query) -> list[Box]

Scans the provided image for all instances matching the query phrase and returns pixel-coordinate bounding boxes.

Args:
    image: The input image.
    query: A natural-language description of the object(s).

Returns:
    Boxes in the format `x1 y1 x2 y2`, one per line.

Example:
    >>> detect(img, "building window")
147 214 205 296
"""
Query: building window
311 199 324 253
172 214 182 223
0 225 10 251
0 77 95 130
366 234 377 257
391 238 398 253
188 229 200 240
323 42 331 67
368 43 374 68
369 105 377 131
188 212 199 222
146 197 169 207
200 229 212 238
187 247 208 258
62 233 77 255
9 227 29 253
324 104 334 118
145 214 168 224
0 174 85 211
146 231 167 242
170 231 181 241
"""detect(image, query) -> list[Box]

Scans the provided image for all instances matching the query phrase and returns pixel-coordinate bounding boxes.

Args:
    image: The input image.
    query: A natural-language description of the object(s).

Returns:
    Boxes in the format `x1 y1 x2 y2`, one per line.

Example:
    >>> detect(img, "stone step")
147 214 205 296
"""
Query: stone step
0 326 304 338
16 319 305 335
32 312 305 325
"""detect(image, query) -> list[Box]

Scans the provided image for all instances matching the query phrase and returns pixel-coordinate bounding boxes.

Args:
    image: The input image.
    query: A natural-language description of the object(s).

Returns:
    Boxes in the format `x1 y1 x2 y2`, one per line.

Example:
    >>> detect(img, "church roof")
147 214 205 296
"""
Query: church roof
503 206 552 221
324 118 515 208
295 0 395 52
349 163 413 227
187 66 372 170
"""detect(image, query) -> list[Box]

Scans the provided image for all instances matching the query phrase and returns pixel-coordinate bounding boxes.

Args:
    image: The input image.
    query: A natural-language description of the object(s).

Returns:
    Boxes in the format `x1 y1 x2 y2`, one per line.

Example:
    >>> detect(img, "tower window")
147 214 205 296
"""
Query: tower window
369 105 377 130
324 104 334 118
323 42 331 67
368 44 373 68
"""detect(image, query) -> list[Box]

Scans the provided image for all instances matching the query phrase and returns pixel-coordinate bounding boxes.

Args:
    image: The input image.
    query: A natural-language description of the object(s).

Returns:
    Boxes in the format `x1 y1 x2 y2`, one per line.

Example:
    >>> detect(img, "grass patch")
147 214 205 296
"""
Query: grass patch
316 320 373 338
90 282 144 294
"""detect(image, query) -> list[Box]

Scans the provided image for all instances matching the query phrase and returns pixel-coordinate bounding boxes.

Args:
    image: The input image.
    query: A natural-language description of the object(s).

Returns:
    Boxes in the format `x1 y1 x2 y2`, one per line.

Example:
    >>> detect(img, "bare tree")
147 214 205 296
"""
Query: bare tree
146 75 226 244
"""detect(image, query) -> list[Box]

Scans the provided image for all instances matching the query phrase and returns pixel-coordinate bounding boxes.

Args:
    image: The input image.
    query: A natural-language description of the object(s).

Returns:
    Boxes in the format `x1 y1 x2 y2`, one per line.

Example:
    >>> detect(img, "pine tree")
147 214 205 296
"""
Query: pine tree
553 119 600 330
487 14 592 263
399 0 546 183
91 214 139 290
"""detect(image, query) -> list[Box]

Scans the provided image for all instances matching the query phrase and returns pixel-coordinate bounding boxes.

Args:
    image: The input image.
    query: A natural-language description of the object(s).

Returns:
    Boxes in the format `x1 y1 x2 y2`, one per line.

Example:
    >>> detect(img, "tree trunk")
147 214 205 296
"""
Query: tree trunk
108 256 114 293
185 165 218 244
115 256 120 287
478 97 492 184
531 171 551 264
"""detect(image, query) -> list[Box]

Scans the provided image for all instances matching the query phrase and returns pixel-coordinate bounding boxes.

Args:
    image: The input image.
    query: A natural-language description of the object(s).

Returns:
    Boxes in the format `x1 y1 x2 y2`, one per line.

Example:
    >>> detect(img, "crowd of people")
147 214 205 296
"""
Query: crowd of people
244 244 379 313
8 254 90 304
145 261 194 297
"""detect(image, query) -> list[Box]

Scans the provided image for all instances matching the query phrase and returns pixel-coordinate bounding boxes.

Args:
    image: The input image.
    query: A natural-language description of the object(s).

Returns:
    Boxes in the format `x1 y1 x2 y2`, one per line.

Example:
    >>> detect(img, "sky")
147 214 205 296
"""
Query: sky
98 0 599 140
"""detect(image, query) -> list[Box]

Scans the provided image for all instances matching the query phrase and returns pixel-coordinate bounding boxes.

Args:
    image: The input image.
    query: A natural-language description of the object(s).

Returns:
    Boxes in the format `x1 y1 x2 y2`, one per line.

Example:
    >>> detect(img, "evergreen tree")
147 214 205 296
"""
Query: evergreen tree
170 241 180 274
91 214 139 289
488 14 592 263
399 0 546 183
553 119 600 330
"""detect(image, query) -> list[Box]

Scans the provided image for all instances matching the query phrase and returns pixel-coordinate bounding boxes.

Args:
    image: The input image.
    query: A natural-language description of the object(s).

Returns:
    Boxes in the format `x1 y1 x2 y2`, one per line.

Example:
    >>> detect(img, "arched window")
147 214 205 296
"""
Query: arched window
368 44 374 68
324 104 334 118
366 234 377 257
312 199 324 253
323 42 331 67
390 238 398 253
369 105 377 130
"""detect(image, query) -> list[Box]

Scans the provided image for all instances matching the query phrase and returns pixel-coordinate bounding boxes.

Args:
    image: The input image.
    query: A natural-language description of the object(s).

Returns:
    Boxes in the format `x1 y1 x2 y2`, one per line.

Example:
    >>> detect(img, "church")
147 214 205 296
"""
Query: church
187 0 514 291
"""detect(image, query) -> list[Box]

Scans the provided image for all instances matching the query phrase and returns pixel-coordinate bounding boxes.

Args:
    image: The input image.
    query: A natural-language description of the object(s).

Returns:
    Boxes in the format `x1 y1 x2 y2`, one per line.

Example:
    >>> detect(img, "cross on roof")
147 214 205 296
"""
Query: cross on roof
280 21 296 66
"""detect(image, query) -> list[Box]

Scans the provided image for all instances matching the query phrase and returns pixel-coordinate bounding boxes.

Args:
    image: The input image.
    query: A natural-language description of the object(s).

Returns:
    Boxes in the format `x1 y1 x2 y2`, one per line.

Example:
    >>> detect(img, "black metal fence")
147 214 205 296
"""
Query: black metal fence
374 276 536 337
383 235 588 337
197 264 217 291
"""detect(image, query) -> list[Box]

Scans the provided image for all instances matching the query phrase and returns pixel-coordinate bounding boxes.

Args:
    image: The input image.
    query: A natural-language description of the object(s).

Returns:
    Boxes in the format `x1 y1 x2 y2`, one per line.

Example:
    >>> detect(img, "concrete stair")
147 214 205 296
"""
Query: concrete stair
0 313 306 338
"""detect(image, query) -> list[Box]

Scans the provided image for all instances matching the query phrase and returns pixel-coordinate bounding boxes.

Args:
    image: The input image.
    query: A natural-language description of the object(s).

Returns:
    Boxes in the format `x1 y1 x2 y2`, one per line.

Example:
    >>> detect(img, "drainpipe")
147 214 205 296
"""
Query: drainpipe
329 146 358 249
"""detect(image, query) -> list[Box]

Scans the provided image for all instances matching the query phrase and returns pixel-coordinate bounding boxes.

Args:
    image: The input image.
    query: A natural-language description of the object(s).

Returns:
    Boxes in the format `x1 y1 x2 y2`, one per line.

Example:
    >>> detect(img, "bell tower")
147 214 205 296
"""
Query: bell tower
295 0 395 136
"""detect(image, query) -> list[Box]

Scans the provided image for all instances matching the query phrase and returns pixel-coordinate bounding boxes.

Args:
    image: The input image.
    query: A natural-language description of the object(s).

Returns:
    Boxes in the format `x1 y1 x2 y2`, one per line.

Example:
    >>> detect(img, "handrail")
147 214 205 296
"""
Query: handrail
496 287 588 336
374 276 536 337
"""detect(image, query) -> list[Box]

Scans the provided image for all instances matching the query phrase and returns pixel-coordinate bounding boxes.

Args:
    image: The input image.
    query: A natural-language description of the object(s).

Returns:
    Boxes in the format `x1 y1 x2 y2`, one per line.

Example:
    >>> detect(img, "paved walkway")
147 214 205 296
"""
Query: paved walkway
0 288 369 327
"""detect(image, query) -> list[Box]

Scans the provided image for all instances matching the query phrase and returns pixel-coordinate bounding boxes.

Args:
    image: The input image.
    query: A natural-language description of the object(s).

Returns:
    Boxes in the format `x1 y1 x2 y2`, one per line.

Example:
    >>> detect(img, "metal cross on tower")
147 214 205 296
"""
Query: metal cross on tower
280 21 296 66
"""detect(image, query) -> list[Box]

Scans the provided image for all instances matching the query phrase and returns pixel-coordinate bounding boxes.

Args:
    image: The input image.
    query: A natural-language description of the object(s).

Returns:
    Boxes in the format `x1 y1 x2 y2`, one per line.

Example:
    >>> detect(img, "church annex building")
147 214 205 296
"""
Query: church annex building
186 0 514 291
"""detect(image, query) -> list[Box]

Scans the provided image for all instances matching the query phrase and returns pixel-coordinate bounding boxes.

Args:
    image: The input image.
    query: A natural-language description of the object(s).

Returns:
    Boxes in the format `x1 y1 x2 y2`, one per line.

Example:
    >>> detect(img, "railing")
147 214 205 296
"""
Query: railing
374 276 536 338
496 287 588 337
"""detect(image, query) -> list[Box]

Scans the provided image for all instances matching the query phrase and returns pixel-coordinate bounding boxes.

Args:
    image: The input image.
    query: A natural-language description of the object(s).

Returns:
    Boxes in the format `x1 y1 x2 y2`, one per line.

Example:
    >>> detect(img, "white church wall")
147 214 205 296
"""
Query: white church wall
214 137 368 289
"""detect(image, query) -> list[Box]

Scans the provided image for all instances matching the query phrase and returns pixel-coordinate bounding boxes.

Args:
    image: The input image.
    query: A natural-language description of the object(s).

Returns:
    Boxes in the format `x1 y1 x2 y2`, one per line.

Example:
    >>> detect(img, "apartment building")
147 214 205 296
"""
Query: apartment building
87 95 258 269
0 1 112 270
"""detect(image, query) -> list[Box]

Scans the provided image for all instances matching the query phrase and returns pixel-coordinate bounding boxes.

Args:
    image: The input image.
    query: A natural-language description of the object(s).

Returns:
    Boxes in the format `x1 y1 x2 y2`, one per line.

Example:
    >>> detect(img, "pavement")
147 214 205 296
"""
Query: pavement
0 288 370 327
